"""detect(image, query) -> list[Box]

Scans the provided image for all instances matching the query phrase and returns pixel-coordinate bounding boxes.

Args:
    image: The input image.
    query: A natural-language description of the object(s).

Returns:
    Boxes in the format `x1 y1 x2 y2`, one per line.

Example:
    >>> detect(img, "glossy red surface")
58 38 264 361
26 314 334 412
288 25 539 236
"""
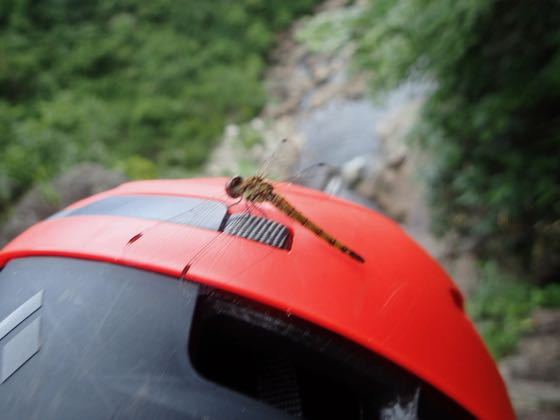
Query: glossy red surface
0 178 514 419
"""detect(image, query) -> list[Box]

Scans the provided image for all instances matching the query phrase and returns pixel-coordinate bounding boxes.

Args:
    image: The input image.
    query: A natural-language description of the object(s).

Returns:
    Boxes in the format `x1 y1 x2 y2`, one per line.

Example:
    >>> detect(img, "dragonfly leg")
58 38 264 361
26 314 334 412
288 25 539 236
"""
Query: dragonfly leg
226 197 243 210
247 200 266 219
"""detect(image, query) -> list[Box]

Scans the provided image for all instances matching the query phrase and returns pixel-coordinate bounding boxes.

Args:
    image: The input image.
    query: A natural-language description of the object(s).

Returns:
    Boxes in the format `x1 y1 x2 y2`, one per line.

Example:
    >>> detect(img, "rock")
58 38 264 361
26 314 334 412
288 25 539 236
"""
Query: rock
268 96 301 118
0 163 126 246
367 168 409 222
505 336 560 382
307 82 343 109
443 252 480 297
519 409 560 420
531 309 560 335
342 73 367 99
310 61 331 84
386 144 408 169
500 308 560 418
340 155 368 186
224 124 240 139
503 378 560 419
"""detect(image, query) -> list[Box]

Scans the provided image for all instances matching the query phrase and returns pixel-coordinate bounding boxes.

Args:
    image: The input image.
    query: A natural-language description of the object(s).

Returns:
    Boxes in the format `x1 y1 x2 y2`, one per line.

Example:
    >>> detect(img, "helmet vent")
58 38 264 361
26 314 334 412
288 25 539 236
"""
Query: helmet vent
223 213 289 249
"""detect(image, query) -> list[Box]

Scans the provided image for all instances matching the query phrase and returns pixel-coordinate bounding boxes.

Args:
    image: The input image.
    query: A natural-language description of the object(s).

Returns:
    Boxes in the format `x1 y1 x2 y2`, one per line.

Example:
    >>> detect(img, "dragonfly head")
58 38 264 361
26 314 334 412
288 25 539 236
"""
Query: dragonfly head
225 175 244 198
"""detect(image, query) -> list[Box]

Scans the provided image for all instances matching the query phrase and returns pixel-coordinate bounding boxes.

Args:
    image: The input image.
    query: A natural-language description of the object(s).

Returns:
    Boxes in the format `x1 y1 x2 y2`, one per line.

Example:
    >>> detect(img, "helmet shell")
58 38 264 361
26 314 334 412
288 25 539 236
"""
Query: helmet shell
0 178 514 419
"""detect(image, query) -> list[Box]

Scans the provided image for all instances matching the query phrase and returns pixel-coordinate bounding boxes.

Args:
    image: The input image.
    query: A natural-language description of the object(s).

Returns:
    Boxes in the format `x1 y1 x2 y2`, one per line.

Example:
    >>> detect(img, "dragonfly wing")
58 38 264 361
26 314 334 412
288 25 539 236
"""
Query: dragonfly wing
87 193 234 272
54 194 227 232
104 191 290 281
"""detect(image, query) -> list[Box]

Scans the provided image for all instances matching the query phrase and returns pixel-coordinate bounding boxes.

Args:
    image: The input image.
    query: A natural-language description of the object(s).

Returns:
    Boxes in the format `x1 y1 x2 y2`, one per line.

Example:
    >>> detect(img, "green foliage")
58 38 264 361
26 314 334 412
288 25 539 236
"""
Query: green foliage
353 0 560 267
532 283 560 309
237 122 265 150
0 0 320 210
468 261 560 358
295 6 360 54
117 155 158 180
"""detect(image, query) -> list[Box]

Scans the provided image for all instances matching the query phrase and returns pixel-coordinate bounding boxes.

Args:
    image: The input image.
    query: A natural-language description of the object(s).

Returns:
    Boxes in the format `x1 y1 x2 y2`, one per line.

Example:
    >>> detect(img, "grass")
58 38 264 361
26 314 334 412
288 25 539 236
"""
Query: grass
467 261 560 359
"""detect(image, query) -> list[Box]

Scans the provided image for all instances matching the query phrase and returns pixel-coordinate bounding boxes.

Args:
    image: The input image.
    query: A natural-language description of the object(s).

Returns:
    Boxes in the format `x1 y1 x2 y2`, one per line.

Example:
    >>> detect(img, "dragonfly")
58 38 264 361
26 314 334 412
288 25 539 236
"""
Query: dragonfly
123 138 365 282
224 174 364 263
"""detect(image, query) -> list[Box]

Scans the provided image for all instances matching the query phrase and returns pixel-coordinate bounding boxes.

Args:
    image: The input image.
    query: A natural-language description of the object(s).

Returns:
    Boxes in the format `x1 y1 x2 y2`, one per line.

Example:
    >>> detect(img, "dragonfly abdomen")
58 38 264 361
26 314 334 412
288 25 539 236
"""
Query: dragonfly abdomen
268 193 364 263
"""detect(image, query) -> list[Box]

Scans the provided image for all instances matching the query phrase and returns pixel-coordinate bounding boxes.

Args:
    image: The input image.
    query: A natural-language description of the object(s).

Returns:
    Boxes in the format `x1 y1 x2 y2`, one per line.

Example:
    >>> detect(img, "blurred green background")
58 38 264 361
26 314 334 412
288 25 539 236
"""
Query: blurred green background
0 0 559 361
0 0 319 206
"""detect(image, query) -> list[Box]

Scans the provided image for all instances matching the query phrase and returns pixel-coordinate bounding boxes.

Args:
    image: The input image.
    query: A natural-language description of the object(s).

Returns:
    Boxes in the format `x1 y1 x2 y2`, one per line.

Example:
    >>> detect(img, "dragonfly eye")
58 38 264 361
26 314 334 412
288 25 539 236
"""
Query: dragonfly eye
226 176 244 198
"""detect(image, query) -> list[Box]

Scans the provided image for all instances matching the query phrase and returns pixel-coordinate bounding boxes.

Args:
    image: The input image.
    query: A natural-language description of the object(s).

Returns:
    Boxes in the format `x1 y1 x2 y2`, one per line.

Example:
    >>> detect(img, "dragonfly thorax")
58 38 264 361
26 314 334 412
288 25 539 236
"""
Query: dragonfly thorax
225 175 274 203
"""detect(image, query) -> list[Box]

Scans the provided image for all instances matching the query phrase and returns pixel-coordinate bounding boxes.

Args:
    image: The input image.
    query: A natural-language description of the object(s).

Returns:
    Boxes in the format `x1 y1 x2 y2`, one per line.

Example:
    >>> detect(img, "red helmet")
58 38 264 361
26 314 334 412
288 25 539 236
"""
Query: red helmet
0 178 514 419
